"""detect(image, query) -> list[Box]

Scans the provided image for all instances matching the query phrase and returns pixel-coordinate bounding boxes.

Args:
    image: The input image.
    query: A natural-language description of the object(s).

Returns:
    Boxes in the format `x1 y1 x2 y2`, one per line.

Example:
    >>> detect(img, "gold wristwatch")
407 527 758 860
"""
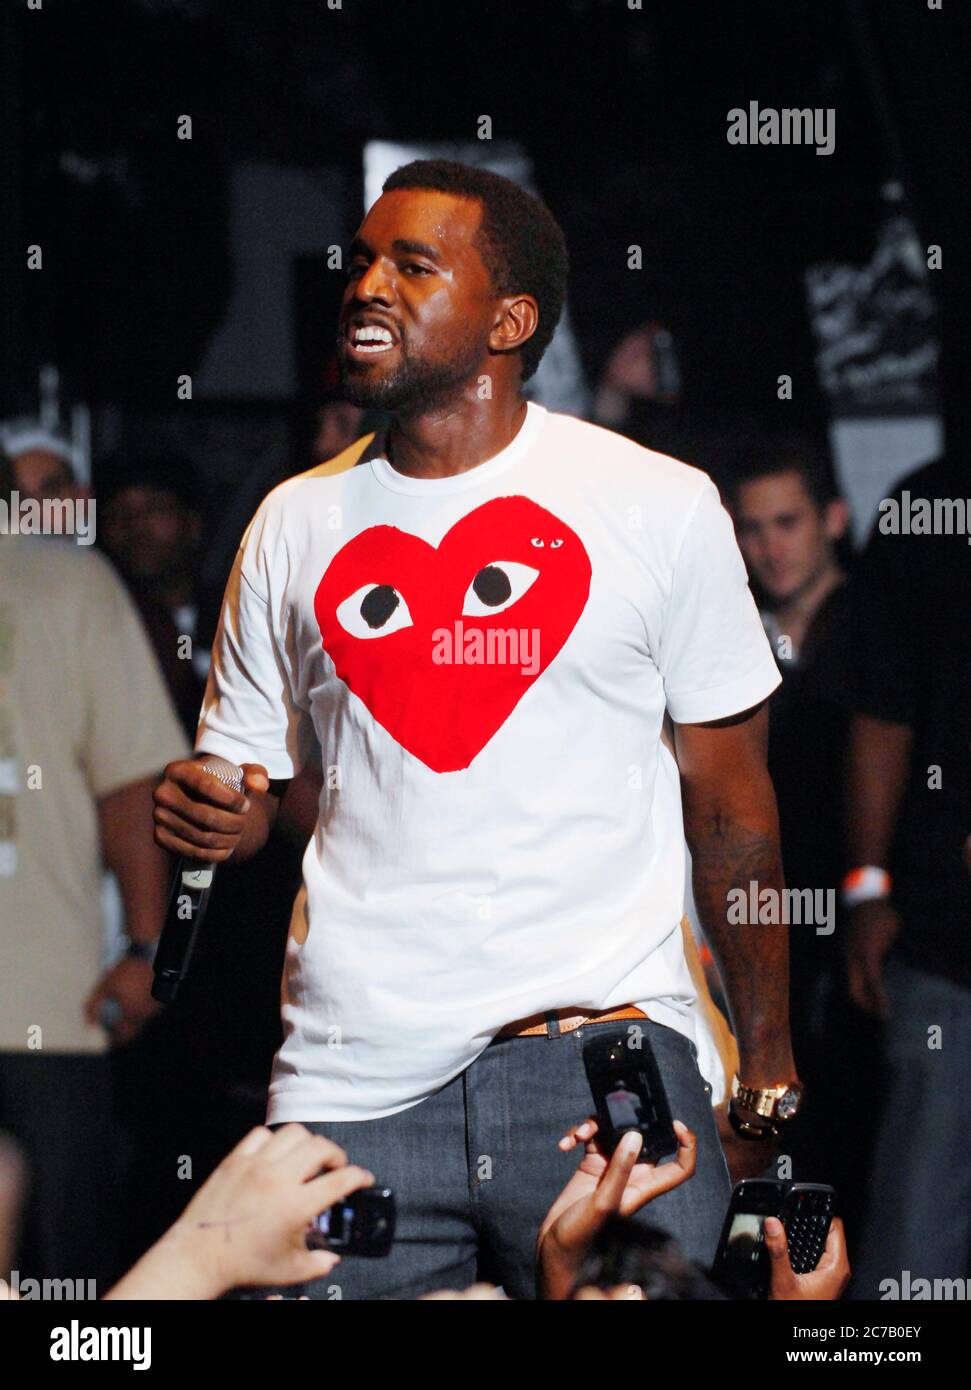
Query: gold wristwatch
729 1076 804 1139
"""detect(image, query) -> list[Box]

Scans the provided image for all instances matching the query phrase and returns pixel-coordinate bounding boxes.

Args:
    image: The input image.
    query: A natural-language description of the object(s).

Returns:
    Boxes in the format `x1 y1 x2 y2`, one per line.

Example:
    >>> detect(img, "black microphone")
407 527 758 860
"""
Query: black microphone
151 755 244 1004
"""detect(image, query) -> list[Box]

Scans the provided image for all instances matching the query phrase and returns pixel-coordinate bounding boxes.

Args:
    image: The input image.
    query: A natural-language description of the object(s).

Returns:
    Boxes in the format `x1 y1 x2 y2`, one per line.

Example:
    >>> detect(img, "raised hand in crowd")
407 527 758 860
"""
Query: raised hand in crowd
537 1116 697 1300
104 1124 374 1300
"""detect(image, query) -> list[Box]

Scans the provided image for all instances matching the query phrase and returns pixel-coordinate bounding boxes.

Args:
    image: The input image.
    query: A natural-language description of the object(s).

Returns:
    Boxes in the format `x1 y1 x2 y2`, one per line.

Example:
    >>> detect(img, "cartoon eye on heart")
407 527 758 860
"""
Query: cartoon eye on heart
336 582 414 638
461 561 540 617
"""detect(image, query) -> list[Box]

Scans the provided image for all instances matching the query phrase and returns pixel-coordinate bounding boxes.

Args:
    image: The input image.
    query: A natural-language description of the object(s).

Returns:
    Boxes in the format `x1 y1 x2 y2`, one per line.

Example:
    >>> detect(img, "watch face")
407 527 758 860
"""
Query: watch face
777 1087 801 1121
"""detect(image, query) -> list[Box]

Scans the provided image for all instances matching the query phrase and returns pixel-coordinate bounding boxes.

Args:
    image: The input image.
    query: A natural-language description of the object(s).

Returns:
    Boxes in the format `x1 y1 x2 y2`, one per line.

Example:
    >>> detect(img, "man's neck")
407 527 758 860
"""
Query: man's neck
770 561 844 647
386 394 528 480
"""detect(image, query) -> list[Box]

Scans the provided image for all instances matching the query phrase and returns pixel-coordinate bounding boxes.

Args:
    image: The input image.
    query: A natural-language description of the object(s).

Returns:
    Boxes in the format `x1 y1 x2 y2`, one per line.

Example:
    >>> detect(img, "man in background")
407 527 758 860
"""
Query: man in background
728 438 880 1232
1 418 88 512
727 433 844 1011
729 437 850 940
0 449 188 1289
839 456 971 1297
97 451 209 740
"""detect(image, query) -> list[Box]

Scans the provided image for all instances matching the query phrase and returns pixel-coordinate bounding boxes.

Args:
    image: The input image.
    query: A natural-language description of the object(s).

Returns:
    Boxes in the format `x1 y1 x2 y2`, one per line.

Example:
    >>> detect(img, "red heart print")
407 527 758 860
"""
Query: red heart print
314 495 592 772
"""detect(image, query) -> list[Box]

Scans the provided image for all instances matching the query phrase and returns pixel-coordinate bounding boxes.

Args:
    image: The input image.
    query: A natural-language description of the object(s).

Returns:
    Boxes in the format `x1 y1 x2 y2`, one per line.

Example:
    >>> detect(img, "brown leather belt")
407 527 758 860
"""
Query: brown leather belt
496 1004 648 1040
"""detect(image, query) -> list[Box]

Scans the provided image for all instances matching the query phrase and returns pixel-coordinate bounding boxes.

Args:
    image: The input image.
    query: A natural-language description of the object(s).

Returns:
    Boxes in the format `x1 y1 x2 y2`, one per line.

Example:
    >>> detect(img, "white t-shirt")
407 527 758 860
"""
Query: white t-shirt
196 403 780 1121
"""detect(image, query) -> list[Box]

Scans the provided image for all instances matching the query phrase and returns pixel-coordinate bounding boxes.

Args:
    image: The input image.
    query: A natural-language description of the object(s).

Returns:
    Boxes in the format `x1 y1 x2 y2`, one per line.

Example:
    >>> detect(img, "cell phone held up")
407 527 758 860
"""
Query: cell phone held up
306 1186 396 1258
582 1029 678 1164
713 1179 837 1299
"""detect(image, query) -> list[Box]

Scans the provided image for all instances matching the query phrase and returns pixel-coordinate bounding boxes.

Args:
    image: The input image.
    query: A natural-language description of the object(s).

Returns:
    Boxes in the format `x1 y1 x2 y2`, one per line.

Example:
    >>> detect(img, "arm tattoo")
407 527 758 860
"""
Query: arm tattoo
686 802 794 1078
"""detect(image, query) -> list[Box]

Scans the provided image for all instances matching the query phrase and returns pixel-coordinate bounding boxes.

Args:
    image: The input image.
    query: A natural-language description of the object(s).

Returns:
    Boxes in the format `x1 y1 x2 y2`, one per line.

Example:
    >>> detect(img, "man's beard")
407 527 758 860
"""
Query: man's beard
338 339 483 415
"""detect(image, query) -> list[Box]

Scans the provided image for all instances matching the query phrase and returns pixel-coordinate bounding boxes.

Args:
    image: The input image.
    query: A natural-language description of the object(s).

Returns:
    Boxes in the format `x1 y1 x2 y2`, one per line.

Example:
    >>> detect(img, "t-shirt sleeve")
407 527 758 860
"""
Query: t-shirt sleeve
194 525 312 780
79 554 190 798
659 480 782 724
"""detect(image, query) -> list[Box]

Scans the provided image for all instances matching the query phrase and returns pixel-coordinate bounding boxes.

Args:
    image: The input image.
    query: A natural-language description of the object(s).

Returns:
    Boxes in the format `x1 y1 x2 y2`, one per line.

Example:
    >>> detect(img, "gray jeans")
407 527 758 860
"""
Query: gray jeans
851 957 971 1298
273 1017 731 1300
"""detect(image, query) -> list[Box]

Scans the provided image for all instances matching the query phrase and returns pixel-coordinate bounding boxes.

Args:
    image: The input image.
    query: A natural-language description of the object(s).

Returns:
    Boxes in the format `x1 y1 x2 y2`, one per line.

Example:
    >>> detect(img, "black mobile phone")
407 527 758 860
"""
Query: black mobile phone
581 1030 678 1164
306 1186 396 1257
713 1179 836 1299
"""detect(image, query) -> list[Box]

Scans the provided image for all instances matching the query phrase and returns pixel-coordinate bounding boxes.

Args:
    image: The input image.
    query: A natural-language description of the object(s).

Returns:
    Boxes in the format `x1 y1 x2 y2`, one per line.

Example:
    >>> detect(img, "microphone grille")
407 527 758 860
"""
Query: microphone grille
198 755 244 794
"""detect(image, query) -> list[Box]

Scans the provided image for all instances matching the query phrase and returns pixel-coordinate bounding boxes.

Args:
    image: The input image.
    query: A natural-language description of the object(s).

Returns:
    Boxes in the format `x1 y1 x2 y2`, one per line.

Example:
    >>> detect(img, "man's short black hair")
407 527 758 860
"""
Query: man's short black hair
727 430 840 512
381 159 568 383
97 450 202 514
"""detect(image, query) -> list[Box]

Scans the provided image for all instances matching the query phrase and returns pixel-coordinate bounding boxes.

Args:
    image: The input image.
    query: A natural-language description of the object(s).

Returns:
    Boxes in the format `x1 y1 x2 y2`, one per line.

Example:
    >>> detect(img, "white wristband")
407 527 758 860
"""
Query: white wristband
841 866 892 909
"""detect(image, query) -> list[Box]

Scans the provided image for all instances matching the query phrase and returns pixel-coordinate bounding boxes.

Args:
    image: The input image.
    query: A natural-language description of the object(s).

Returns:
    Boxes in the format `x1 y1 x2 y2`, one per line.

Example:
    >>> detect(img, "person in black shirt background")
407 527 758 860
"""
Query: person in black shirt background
837 456 971 1298
98 453 209 742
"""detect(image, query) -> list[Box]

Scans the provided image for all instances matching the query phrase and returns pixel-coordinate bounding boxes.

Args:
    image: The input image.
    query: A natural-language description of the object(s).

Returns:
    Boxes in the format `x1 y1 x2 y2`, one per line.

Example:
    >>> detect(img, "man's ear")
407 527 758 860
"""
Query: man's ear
489 293 539 356
823 497 849 543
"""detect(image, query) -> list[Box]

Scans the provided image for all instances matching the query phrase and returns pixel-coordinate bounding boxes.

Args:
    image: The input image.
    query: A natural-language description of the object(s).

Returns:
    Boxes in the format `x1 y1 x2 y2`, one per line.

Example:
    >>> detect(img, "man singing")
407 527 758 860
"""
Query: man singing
154 160 798 1299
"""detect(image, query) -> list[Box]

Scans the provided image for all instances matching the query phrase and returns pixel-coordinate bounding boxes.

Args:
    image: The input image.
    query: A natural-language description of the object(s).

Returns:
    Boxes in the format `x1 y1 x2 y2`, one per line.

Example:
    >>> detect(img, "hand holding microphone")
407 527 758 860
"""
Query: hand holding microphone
152 754 273 1002
153 755 271 862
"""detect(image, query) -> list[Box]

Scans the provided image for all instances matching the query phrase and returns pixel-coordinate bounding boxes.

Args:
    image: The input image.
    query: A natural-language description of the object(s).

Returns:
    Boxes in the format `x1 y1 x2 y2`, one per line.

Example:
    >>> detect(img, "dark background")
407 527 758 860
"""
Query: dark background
3 0 965 435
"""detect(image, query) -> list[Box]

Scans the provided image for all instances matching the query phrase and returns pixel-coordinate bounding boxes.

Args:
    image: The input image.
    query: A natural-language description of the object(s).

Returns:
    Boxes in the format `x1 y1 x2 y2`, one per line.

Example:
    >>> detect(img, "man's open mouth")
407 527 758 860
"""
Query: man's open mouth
345 325 397 356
